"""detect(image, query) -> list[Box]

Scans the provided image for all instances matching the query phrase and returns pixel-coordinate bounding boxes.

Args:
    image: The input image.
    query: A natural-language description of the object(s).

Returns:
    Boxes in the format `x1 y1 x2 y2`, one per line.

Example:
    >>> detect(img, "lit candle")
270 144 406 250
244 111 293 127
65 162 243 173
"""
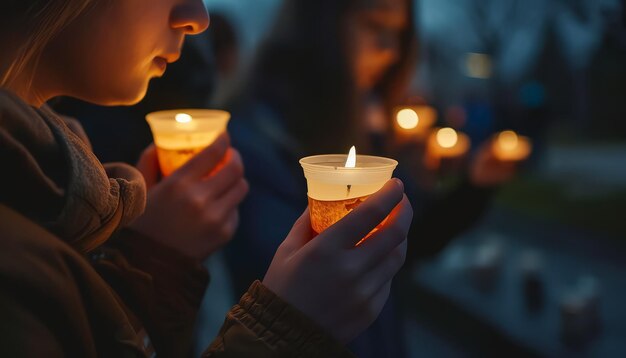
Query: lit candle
492 130 532 162
300 147 397 237
393 105 436 140
146 109 230 176
425 127 471 169
429 127 471 157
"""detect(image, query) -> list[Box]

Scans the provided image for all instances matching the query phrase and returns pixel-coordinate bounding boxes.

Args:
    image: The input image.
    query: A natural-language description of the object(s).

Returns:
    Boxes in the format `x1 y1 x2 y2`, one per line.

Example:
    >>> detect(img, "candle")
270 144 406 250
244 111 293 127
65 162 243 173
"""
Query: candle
492 130 532 162
146 109 230 176
425 126 469 162
300 147 397 237
393 105 436 140
424 127 471 170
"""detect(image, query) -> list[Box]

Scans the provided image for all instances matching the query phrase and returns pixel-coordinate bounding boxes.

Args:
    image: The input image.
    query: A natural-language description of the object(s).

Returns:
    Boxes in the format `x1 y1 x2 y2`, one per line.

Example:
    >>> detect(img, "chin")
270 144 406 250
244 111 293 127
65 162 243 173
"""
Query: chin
70 77 151 107
119 91 148 106
97 83 149 107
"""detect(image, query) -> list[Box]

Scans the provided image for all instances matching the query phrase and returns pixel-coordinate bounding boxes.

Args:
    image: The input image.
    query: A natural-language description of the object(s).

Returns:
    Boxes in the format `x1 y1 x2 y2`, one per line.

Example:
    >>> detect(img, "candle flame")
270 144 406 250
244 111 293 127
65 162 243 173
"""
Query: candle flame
345 146 356 168
397 108 419 129
498 130 519 151
437 127 458 148
175 113 193 124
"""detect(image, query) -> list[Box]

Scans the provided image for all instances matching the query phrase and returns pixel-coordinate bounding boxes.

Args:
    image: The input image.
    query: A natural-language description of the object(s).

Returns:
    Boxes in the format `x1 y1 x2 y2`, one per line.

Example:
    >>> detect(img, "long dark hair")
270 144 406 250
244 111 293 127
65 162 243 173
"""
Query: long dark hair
228 0 417 154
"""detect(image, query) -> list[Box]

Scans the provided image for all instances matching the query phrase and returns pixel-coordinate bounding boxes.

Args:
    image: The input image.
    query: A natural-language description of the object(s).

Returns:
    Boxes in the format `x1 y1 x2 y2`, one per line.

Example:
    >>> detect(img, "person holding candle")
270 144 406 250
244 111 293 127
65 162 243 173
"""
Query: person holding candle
0 0 414 357
222 0 415 356
223 0 525 355
52 28 243 348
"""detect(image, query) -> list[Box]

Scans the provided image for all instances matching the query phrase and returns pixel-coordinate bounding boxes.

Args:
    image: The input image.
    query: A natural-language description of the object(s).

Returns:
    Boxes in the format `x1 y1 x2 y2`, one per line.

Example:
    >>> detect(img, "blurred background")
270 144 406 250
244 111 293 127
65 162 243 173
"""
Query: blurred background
55 0 626 356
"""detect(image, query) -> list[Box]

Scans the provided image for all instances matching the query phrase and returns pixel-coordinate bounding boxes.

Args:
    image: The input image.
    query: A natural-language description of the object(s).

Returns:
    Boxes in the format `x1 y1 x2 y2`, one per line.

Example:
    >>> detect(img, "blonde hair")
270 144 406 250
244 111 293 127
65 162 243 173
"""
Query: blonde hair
1 0 96 89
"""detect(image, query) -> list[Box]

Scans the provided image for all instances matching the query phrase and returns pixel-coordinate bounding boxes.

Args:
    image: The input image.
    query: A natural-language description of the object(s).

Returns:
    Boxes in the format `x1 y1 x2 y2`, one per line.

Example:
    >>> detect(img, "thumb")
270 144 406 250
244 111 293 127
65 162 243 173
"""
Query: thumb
279 209 313 256
136 144 160 189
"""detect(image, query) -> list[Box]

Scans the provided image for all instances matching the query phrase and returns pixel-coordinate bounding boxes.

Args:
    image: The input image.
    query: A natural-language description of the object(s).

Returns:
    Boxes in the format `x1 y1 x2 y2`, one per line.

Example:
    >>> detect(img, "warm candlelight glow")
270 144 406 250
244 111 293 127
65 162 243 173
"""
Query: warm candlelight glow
397 109 419 130
175 113 193 124
300 153 397 236
393 106 436 141
492 130 532 162
498 130 519 151
426 127 471 169
345 146 357 168
437 127 459 149
146 109 230 176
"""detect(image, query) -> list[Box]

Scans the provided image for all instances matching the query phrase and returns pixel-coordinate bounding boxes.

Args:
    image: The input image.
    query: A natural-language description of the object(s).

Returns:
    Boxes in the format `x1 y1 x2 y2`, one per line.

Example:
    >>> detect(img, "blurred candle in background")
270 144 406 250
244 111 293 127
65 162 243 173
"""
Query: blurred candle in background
425 127 471 169
427 127 470 159
146 109 230 176
394 105 437 141
492 130 532 162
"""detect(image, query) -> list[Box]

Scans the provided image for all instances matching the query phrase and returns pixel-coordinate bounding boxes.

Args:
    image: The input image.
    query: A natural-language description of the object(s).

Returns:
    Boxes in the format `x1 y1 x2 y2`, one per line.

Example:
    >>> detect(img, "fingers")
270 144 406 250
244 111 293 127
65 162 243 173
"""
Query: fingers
220 210 240 243
174 132 230 179
279 209 313 256
336 281 393 344
356 239 407 296
203 149 245 198
319 179 405 249
214 178 249 219
136 144 160 189
352 195 412 268
368 281 392 322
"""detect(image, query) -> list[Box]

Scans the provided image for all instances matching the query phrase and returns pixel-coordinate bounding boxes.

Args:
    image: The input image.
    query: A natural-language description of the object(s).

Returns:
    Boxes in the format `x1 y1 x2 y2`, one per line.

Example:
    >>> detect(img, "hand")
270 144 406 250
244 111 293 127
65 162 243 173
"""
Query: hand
263 179 413 344
130 133 249 260
469 140 520 187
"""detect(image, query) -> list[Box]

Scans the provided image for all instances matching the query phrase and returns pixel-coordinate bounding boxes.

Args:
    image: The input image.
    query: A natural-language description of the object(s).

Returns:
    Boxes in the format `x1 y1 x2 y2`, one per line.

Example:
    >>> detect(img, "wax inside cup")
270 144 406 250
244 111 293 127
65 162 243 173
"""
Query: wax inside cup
300 154 397 233
146 109 230 175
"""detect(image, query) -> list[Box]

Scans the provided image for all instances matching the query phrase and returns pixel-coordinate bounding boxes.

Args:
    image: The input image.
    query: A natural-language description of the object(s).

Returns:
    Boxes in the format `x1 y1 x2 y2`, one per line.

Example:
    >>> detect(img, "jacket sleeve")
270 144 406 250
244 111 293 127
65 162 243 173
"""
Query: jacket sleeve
204 281 354 358
93 228 209 358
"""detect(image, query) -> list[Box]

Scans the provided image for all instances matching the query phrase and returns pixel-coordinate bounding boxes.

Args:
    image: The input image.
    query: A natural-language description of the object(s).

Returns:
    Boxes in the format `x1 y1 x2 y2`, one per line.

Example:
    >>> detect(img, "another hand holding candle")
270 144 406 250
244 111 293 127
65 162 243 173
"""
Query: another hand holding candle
263 179 413 344
130 133 249 260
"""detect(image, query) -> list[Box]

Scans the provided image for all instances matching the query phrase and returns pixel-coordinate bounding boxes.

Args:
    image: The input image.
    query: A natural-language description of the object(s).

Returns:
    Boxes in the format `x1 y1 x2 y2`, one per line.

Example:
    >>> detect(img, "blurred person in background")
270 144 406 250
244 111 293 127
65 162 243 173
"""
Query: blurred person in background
206 12 241 105
223 0 523 356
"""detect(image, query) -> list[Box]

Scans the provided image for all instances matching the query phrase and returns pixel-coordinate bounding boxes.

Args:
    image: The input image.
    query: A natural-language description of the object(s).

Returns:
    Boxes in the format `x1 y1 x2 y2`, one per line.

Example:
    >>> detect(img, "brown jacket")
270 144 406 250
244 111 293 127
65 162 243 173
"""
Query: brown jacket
0 89 352 357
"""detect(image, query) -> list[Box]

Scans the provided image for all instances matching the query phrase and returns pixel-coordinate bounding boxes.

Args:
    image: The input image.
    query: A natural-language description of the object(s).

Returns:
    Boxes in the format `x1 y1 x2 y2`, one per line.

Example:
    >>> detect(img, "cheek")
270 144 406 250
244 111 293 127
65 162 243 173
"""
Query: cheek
74 41 152 104
70 2 167 104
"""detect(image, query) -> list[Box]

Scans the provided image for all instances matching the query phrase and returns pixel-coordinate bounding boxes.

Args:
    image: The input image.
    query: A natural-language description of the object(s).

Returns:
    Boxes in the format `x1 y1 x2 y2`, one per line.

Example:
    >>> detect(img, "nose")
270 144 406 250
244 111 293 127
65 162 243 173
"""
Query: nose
170 0 210 35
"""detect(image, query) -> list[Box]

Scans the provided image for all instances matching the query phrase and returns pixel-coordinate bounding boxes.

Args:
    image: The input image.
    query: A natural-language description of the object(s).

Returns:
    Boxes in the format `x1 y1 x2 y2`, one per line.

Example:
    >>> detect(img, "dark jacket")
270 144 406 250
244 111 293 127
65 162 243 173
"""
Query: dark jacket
0 89 351 357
